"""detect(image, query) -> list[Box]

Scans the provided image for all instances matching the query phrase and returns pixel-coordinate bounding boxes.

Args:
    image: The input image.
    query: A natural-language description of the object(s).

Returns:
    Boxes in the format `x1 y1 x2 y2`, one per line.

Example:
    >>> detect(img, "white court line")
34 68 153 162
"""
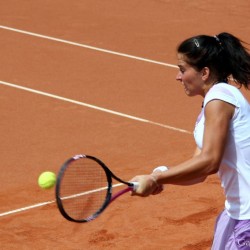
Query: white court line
0 80 191 218
0 25 178 69
0 80 191 134
0 200 55 217
0 184 123 217
0 25 185 218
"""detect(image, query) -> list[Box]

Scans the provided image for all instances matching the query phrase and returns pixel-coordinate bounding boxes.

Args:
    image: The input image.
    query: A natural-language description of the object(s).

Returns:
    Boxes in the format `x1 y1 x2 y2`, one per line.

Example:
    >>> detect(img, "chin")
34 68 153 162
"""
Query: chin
185 91 196 97
184 90 191 96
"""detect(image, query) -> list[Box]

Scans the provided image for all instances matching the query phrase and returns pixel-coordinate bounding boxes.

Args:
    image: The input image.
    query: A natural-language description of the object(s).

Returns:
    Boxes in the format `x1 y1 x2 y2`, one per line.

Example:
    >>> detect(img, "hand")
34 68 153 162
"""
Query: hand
130 166 168 197
130 175 159 197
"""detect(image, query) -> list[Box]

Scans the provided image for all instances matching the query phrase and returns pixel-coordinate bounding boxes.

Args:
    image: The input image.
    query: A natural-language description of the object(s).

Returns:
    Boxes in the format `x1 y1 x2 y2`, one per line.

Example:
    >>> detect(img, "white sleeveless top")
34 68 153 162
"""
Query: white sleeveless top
194 83 250 219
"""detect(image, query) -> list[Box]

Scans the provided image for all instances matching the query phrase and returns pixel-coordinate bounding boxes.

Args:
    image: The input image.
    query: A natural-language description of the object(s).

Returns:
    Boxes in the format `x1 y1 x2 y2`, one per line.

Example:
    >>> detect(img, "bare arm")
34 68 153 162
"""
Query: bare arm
156 100 234 184
193 147 201 157
131 100 235 196
174 147 207 185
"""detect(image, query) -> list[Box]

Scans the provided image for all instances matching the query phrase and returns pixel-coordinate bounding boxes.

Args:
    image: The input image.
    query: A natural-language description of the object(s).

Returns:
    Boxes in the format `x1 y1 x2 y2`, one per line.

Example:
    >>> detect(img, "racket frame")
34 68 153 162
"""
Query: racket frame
56 154 134 223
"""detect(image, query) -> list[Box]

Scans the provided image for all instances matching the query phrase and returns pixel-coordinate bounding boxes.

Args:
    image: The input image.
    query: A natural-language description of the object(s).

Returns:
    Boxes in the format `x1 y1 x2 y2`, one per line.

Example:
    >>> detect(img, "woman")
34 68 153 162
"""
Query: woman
130 32 250 249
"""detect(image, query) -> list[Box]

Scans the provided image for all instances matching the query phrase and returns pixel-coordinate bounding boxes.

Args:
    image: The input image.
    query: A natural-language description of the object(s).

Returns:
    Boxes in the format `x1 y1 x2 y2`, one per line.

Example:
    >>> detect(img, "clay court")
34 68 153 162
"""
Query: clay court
0 1 249 249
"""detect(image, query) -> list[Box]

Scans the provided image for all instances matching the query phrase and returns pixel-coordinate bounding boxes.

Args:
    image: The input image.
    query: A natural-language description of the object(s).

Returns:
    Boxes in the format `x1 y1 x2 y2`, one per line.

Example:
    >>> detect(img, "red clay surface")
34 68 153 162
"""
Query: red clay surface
0 1 249 249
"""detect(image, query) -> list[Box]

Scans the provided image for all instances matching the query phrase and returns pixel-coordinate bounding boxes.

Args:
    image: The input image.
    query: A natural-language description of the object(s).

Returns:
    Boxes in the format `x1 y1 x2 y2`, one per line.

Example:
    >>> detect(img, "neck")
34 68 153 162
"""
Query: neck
203 80 220 97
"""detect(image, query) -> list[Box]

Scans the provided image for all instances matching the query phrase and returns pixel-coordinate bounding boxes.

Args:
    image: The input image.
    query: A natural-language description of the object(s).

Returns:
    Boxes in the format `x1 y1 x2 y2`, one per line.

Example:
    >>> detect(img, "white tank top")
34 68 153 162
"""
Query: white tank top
194 83 250 219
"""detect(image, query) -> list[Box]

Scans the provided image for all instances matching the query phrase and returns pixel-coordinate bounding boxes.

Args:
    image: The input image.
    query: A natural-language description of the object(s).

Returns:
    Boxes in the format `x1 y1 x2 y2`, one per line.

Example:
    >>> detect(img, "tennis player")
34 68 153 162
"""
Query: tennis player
130 32 250 249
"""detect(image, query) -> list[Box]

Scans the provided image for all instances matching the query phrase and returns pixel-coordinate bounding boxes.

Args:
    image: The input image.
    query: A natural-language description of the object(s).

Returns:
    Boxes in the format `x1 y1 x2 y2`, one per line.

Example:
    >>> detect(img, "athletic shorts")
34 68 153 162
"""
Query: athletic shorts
212 210 250 250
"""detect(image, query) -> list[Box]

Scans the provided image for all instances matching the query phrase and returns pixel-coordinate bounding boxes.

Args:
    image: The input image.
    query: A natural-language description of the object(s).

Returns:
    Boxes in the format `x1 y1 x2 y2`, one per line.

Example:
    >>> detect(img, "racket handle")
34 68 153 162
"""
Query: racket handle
130 182 139 191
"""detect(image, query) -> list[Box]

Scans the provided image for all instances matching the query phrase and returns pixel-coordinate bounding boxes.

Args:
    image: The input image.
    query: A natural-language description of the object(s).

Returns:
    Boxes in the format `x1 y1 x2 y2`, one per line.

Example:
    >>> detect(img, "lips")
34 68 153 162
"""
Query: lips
183 84 188 91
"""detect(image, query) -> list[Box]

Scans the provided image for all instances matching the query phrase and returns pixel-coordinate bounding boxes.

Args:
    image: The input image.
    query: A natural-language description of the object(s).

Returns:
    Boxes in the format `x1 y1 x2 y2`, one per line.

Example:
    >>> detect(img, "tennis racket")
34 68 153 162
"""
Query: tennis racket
55 154 138 223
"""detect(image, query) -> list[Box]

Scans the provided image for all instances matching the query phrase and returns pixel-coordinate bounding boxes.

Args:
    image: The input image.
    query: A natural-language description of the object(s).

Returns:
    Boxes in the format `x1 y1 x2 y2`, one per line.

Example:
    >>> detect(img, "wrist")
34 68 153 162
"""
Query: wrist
150 174 160 187
151 166 168 186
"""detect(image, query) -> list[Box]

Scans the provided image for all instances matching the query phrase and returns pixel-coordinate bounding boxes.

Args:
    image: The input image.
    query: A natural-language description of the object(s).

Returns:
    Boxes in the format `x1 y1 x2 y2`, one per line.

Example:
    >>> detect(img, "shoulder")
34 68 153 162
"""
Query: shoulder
204 83 240 108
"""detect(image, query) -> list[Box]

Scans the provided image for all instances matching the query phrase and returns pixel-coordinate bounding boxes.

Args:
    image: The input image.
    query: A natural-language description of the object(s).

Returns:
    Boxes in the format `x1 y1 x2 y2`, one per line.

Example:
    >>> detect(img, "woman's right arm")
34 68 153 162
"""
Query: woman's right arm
174 147 207 186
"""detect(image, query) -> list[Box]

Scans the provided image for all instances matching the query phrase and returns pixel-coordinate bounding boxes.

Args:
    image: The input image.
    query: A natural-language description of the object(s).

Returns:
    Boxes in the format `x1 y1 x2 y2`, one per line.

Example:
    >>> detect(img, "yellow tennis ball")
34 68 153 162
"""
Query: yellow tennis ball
38 171 56 189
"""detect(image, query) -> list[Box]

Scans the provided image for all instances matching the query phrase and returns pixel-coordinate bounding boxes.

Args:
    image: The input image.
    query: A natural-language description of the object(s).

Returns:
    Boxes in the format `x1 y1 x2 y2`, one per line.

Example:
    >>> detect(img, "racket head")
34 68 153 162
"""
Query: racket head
56 155 112 222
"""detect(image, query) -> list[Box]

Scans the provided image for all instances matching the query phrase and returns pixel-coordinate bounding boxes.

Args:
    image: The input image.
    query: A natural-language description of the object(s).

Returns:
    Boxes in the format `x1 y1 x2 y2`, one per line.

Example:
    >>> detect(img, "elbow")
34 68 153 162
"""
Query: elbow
208 165 219 175
195 148 222 176
201 155 221 175
206 159 221 175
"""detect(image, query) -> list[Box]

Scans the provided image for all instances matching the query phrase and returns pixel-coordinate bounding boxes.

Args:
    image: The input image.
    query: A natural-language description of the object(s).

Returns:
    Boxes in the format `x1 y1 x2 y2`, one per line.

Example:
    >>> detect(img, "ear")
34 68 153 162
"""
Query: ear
201 67 210 81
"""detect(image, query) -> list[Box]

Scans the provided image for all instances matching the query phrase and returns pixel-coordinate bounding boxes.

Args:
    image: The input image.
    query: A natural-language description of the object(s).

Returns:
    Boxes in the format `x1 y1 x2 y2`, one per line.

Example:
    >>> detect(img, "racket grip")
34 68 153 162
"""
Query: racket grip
130 182 139 191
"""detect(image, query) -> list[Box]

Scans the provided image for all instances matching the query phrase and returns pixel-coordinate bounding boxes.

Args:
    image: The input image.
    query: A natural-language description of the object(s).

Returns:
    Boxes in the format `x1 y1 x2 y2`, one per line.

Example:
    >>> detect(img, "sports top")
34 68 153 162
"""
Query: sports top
194 83 250 220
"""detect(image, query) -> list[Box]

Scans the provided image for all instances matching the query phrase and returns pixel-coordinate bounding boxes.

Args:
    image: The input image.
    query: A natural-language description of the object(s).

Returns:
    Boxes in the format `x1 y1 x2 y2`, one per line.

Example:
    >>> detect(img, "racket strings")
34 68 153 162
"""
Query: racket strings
59 158 109 221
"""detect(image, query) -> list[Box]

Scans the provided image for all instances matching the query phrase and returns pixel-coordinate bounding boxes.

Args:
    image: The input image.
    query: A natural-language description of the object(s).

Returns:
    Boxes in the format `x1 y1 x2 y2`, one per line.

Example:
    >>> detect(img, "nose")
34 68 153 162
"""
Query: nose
176 71 182 81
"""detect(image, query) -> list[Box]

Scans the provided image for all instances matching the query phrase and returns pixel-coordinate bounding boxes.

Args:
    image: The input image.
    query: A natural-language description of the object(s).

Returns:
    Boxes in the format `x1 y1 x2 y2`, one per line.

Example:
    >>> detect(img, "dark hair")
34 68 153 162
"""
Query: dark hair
177 32 250 89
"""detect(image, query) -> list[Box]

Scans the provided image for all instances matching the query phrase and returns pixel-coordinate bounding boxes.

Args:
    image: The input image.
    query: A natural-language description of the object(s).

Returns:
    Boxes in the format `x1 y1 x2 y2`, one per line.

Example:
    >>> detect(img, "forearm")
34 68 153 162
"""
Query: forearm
153 155 218 185
168 146 206 185
171 175 207 186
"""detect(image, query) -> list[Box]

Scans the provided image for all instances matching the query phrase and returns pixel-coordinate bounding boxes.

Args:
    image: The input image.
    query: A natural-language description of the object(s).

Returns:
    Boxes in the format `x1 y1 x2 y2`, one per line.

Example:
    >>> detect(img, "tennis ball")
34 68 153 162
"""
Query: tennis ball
38 171 56 189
